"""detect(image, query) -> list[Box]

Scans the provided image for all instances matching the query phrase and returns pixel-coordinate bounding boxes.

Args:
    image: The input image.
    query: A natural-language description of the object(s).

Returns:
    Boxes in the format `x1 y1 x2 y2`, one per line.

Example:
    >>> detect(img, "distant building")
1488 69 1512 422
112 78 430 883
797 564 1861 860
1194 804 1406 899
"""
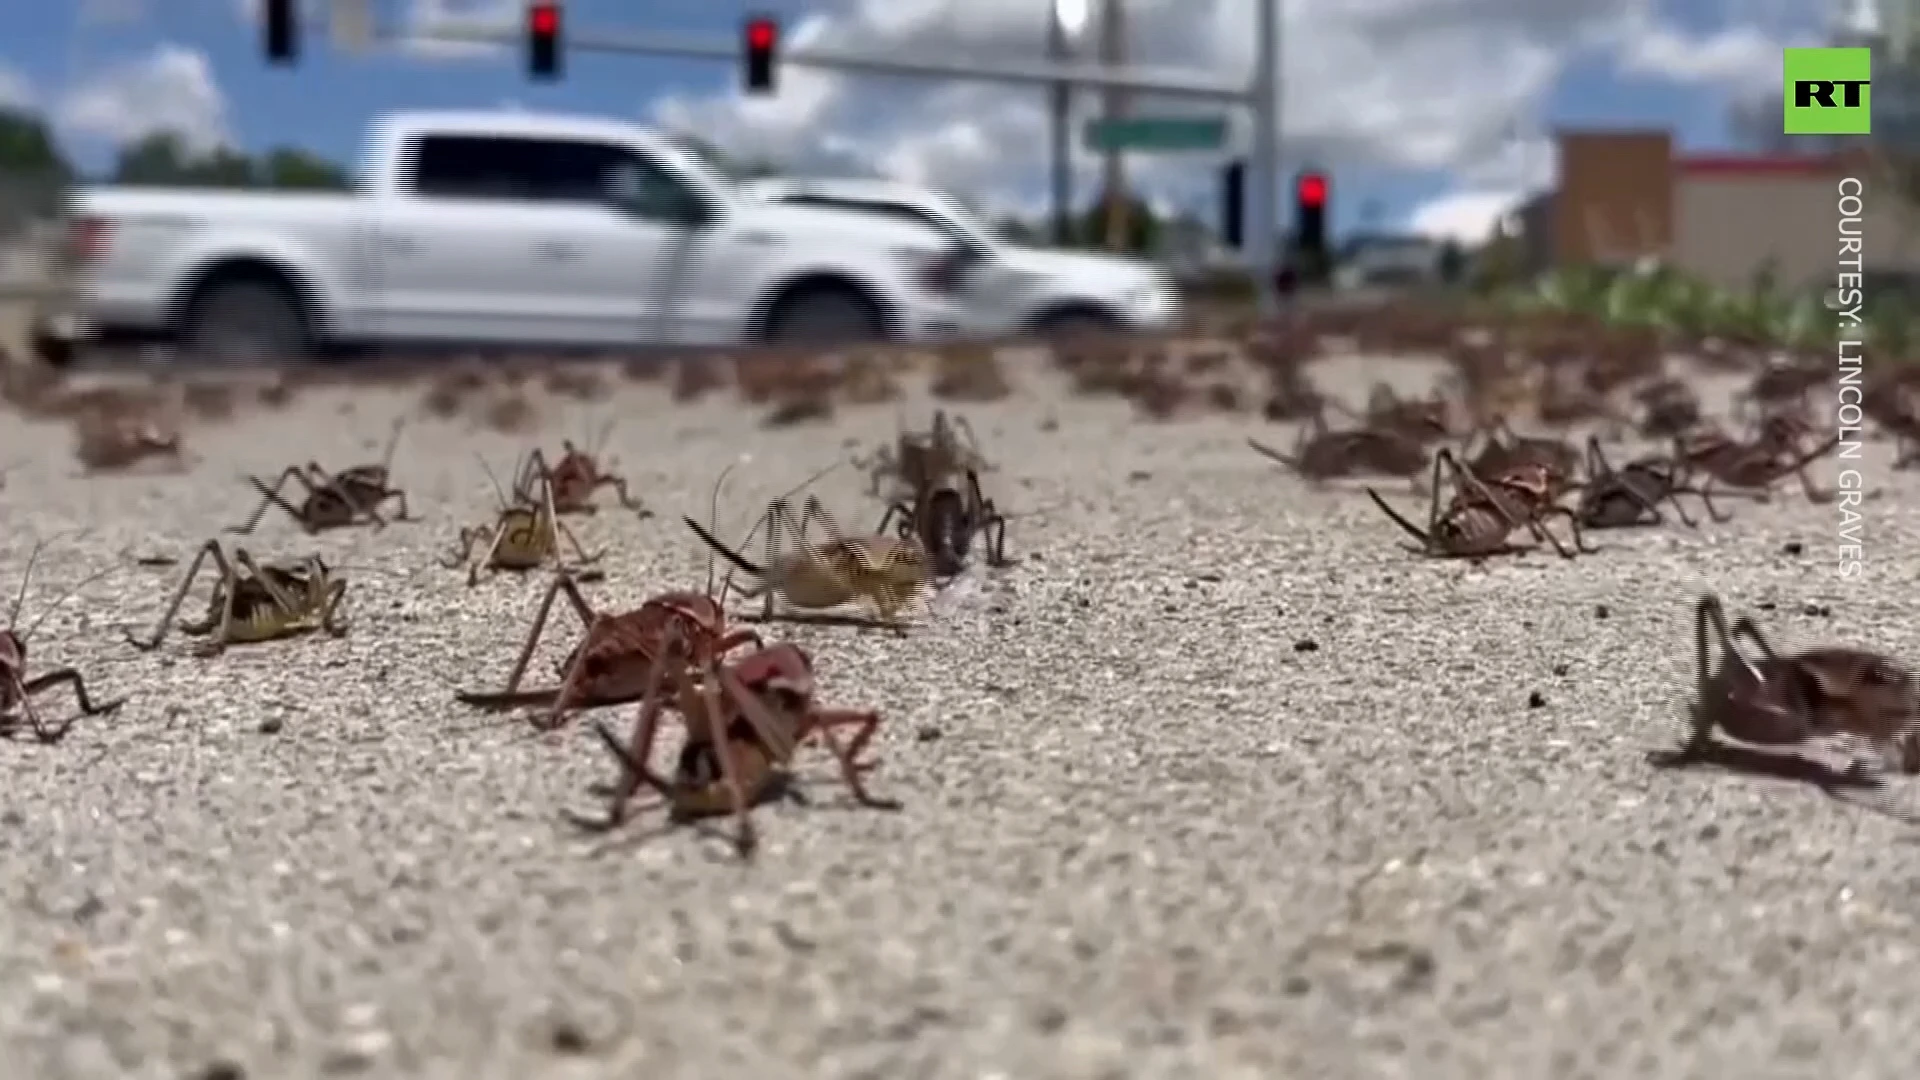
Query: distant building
1514 128 1920 290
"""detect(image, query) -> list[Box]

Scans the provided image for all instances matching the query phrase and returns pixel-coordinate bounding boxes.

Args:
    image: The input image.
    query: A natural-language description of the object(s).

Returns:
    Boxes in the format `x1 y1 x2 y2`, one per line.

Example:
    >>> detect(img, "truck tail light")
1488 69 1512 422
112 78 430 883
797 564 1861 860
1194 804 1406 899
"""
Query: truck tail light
67 215 112 263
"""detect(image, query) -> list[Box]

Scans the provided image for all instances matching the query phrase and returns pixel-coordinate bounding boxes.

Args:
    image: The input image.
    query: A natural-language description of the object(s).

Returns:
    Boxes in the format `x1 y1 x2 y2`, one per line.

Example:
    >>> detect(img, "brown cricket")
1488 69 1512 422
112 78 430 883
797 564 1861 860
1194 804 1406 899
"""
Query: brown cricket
228 418 412 534
1673 414 1840 504
0 543 124 743
511 421 646 515
1247 408 1434 485
455 569 763 732
1648 595 1920 820
1574 437 1730 530
1368 449 1593 560
582 637 899 857
685 493 931 628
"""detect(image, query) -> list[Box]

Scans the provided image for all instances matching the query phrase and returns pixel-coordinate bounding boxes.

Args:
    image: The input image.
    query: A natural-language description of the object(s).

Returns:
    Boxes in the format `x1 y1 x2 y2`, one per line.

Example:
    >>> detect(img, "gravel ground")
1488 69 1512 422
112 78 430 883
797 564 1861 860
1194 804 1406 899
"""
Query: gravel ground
1 355 1917 1080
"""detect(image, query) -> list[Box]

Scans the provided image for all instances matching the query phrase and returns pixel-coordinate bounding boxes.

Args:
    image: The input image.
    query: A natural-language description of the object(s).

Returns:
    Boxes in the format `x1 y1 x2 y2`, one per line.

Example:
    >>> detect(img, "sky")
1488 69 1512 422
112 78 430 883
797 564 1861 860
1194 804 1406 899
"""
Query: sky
0 0 1841 245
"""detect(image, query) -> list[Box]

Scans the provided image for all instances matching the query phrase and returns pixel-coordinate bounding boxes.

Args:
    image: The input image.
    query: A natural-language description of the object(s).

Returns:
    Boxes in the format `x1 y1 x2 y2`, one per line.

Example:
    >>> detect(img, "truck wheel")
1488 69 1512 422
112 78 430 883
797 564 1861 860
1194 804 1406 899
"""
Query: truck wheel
765 285 886 345
181 278 312 365
1032 306 1122 339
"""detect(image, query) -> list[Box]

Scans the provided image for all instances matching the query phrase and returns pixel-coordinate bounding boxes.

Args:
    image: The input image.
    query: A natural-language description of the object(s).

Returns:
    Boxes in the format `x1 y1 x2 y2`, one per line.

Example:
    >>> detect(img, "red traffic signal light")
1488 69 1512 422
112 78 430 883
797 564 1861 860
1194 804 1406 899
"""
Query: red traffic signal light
527 2 561 79
1297 172 1327 209
744 15 778 93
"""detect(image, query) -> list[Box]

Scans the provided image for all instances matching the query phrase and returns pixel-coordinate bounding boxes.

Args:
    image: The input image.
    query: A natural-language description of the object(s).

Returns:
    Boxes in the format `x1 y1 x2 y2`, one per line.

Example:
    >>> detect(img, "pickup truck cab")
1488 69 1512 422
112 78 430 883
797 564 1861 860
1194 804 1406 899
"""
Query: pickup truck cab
54 111 985 362
742 176 1183 336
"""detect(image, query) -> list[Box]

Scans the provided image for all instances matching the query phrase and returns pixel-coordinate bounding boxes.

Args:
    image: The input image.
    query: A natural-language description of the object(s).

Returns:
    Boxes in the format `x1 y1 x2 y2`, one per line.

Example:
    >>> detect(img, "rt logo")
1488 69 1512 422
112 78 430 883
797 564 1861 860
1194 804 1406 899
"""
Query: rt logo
1784 47 1871 135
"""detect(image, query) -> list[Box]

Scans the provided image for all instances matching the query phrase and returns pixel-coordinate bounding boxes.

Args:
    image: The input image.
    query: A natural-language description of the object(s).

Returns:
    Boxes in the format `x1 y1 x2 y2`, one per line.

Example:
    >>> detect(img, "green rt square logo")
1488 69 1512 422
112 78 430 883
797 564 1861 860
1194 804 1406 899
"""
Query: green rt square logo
1785 47 1871 135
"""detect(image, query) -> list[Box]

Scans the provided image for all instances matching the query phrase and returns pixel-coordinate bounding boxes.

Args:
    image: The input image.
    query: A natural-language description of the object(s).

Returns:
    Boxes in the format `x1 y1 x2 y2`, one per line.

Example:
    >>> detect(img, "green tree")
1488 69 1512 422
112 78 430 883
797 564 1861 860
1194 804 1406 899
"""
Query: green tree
110 132 194 185
1077 186 1160 254
177 146 257 188
0 109 74 227
258 146 350 190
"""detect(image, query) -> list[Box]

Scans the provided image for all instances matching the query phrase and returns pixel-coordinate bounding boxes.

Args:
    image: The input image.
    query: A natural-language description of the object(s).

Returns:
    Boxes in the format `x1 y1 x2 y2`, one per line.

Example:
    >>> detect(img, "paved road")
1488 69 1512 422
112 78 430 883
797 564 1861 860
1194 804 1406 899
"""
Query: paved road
0 353 1913 1079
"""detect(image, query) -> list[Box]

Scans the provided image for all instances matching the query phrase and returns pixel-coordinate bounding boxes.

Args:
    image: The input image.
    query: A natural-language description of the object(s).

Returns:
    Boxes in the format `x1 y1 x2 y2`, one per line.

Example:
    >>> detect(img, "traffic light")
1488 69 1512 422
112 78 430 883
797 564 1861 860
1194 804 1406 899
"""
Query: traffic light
1220 160 1245 249
528 2 561 81
744 15 779 94
264 0 297 65
1294 170 1328 261
1293 170 1330 284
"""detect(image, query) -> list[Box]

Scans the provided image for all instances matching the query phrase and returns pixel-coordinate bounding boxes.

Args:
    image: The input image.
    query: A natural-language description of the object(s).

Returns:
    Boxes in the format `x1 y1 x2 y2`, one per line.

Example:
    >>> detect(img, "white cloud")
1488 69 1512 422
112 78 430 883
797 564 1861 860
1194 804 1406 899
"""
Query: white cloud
0 64 32 109
55 45 232 153
1610 15 1795 94
651 0 1807 221
1405 191 1524 244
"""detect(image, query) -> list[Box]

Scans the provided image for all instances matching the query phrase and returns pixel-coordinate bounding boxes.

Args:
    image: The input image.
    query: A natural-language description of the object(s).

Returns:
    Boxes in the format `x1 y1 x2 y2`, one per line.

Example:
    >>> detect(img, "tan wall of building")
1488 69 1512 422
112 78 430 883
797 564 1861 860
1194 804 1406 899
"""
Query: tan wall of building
1551 131 1672 265
1673 173 1920 291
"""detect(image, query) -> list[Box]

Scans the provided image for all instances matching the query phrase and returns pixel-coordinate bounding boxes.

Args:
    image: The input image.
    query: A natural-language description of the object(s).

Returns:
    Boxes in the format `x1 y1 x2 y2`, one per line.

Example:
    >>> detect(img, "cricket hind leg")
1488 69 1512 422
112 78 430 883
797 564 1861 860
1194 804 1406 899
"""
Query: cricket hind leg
696 667 759 857
227 468 313 535
21 667 124 740
970 470 1014 567
1649 595 1752 767
806 707 902 810
127 540 230 649
319 579 351 636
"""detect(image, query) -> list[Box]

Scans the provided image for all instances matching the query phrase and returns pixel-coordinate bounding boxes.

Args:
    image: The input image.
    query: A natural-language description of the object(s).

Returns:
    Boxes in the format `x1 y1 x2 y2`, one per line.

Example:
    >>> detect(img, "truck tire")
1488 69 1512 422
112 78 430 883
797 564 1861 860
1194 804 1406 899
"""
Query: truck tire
1032 305 1123 339
180 276 312 365
765 284 887 345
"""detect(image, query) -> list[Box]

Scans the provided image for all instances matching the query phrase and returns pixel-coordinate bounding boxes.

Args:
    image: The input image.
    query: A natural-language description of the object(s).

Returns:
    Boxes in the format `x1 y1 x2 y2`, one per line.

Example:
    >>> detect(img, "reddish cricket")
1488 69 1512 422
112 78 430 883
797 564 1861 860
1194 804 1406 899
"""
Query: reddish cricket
1649 595 1920 821
582 636 899 857
0 543 125 743
1368 448 1593 560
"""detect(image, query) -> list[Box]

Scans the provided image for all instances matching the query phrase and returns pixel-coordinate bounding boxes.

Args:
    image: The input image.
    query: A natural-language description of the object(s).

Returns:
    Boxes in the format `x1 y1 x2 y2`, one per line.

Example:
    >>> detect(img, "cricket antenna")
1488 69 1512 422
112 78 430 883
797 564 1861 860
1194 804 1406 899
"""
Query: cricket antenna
476 454 508 509
379 416 406 473
704 461 739 597
7 537 48 632
18 562 119 644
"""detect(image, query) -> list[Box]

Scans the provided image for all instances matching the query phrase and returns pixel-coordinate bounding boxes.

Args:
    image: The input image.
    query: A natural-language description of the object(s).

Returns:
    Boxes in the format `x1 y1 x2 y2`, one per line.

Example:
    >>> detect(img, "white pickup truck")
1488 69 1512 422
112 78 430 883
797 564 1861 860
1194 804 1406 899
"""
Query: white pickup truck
46 111 989 362
742 176 1183 336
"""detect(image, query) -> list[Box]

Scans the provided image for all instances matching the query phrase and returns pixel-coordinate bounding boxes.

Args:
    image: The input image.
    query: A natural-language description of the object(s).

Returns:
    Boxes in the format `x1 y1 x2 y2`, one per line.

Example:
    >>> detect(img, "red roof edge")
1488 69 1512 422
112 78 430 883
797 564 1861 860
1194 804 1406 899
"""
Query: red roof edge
1678 155 1853 176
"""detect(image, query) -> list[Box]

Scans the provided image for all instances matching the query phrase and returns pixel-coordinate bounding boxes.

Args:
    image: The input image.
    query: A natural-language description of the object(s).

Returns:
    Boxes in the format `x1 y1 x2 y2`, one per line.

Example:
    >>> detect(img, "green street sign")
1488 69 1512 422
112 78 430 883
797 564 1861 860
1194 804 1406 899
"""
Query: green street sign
1082 116 1228 153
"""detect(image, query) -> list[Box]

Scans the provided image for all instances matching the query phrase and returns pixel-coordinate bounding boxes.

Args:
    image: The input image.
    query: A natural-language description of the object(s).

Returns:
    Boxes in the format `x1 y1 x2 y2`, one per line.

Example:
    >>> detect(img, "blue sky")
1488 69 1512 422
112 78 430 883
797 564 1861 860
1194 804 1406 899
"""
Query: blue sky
0 0 1818 241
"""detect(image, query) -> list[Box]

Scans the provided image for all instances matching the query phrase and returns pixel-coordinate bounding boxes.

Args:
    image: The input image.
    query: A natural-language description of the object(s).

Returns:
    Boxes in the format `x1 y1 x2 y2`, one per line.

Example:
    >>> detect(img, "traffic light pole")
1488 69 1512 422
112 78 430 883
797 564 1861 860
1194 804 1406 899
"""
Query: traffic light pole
403 0 1285 315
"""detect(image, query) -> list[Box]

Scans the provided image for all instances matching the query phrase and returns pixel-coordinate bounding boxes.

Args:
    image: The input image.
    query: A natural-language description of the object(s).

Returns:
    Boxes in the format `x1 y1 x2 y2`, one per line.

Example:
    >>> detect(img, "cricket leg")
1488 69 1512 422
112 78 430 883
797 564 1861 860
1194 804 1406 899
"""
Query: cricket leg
699 665 758 857
473 524 508 588
439 526 482 570
319 579 351 637
535 616 607 732
191 556 243 657
309 464 386 529
226 468 305 535
807 707 901 809
24 667 125 717
557 521 602 565
502 572 567 696
126 540 222 650
22 668 124 739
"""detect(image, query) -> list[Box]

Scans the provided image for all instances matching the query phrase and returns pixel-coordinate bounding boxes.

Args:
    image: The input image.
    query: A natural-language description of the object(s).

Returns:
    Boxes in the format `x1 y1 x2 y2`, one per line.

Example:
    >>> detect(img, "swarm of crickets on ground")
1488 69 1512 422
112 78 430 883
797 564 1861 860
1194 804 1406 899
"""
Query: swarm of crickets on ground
9 311 1920 839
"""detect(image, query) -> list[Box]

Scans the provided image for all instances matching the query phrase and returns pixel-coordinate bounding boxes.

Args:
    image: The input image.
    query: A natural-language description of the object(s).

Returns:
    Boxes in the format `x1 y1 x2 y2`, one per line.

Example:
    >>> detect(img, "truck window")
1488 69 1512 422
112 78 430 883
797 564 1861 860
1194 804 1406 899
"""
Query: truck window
408 134 704 221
